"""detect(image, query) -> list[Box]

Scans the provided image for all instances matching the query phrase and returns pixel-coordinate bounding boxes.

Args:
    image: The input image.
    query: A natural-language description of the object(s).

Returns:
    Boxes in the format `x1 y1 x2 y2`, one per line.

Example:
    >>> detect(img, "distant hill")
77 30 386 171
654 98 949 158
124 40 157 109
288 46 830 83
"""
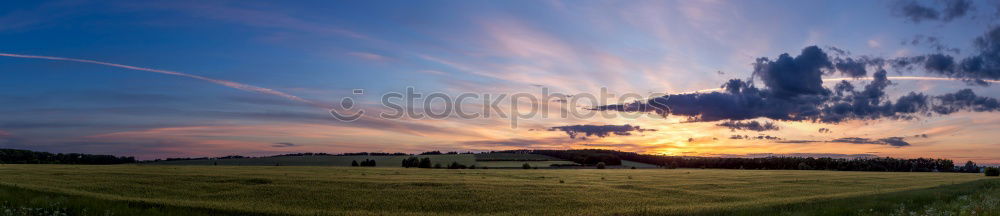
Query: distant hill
0 149 135 164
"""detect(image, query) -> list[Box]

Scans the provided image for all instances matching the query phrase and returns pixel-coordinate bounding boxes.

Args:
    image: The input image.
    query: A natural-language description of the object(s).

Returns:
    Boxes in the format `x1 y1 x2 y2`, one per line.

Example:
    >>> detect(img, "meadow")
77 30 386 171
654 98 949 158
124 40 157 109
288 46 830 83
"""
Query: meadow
146 155 477 167
147 154 581 168
0 164 996 215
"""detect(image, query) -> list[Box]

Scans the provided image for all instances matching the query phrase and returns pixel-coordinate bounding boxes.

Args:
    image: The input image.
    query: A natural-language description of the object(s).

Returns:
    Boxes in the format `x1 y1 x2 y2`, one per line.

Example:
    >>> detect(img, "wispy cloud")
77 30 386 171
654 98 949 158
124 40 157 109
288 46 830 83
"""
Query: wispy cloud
348 52 389 61
0 53 327 108
272 142 297 148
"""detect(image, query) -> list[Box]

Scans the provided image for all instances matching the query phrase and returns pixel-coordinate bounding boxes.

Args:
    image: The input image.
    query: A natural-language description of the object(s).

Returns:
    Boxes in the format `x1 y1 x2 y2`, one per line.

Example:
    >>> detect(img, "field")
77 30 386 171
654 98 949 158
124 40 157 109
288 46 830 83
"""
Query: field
620 160 661 168
474 160 578 168
473 153 564 161
148 155 477 167
0 164 996 215
148 154 580 168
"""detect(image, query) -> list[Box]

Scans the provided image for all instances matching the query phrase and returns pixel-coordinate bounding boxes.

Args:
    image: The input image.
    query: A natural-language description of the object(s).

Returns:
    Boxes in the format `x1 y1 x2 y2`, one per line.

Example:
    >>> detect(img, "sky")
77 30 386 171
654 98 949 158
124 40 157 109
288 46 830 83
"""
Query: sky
2 0 1000 163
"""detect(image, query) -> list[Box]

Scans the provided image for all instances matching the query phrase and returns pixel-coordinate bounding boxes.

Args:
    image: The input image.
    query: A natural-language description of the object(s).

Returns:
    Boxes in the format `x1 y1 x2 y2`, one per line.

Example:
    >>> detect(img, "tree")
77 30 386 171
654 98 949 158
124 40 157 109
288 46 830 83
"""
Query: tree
522 163 531 169
351 160 359 167
448 162 467 169
434 163 442 169
986 167 999 177
797 162 812 170
402 157 420 168
668 162 679 169
962 161 979 173
418 158 432 168
596 162 606 169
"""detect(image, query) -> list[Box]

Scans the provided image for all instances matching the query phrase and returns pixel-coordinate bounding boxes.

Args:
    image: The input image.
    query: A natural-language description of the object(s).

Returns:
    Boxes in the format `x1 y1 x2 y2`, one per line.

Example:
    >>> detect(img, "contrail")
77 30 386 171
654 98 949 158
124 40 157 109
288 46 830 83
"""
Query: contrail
0 53 328 108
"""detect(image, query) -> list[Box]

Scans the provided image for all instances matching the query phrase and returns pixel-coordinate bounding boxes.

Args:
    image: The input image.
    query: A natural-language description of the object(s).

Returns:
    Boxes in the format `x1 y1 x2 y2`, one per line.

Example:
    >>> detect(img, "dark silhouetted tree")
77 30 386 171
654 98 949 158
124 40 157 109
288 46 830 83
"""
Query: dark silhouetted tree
962 161 979 173
418 158 432 168
985 167 999 177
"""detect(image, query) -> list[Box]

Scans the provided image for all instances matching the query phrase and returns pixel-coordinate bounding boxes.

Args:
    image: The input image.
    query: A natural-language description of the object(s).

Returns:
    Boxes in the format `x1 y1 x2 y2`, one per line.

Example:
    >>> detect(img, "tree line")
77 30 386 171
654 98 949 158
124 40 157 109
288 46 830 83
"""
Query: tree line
0 149 135 165
513 149 981 172
352 159 376 167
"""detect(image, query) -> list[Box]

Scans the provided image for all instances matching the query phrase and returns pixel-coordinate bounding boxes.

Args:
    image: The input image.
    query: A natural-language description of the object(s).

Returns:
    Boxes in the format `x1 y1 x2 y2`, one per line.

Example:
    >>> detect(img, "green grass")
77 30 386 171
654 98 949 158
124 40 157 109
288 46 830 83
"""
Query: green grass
474 160 577 168
621 160 660 168
146 155 476 167
0 164 994 215
473 153 563 161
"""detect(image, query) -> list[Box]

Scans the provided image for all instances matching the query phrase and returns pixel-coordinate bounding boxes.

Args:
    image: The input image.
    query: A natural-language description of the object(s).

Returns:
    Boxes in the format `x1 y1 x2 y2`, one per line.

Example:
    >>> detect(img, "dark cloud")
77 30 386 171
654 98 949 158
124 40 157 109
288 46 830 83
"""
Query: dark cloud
891 27 1000 85
943 0 974 21
833 57 871 77
729 135 781 140
708 153 879 159
777 137 911 147
894 0 940 23
818 128 832 133
905 35 960 53
752 46 831 98
548 124 655 139
777 140 821 144
595 46 992 124
892 0 972 23
594 46 995 123
271 142 297 148
932 89 1000 114
830 137 911 147
717 120 779 131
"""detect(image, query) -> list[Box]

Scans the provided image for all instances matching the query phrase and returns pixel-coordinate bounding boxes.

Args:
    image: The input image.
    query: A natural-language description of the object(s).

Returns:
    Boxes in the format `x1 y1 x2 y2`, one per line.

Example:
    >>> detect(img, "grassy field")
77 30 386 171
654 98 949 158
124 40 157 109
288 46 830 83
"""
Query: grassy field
474 160 578 168
148 154 579 168
473 153 563 161
147 155 476 167
621 160 660 168
0 164 994 215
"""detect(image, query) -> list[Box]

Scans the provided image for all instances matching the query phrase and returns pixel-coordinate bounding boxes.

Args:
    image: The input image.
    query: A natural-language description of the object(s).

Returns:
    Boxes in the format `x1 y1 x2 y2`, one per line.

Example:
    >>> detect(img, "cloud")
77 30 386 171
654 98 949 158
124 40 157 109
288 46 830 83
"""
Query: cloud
717 120 779 131
416 70 447 75
577 143 645 148
889 26 1000 85
594 46 1000 123
894 0 940 23
272 142 297 148
942 0 974 21
830 137 911 147
932 89 1000 114
892 0 972 23
706 153 880 159
0 53 327 108
818 128 831 133
778 137 911 147
905 35 960 53
752 46 831 98
548 124 656 139
729 135 781 140
348 52 389 61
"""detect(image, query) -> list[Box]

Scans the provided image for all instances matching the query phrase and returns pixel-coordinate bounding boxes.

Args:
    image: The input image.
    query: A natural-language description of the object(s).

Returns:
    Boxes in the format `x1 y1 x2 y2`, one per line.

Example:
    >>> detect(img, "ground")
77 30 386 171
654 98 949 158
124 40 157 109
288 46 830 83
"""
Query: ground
0 164 996 215
147 154 579 168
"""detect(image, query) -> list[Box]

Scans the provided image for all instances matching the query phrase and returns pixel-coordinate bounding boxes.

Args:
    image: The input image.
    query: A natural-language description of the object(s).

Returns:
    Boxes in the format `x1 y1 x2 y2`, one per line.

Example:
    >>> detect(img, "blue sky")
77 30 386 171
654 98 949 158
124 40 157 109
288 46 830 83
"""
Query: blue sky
2 0 1000 162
